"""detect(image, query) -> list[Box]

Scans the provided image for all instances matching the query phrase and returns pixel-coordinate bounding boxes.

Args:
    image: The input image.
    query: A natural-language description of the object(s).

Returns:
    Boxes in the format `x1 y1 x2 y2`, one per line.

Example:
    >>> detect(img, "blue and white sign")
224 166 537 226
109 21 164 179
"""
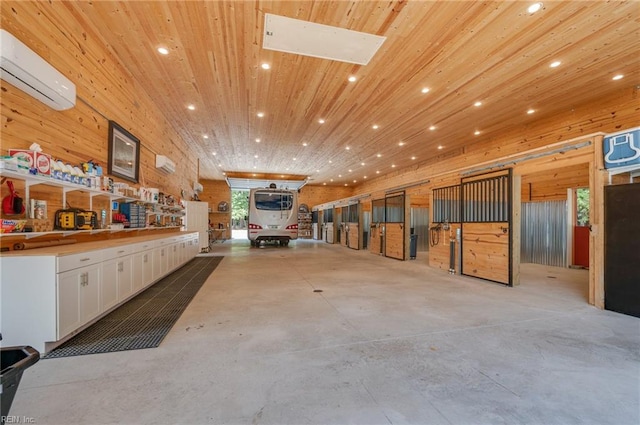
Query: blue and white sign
603 127 640 169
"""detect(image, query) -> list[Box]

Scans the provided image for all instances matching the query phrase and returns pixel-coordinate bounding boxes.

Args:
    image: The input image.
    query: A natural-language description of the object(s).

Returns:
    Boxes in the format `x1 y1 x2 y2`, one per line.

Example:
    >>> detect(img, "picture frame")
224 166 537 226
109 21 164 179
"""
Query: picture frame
108 120 140 183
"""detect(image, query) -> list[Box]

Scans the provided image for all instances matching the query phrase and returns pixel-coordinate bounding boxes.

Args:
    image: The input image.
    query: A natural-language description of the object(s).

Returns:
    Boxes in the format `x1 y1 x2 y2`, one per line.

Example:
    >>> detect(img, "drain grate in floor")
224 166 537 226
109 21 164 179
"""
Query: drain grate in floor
44 256 223 358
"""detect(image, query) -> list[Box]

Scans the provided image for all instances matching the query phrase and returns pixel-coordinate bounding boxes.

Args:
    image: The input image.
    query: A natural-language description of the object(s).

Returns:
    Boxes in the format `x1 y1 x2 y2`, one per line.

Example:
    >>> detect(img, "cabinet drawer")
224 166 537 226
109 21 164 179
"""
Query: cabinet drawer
57 251 103 273
103 246 133 261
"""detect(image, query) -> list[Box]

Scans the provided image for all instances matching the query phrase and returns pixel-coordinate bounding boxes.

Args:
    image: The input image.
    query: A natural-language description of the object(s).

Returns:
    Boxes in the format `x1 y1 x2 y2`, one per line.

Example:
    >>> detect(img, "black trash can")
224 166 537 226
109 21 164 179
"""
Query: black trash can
1 345 40 417
409 234 418 259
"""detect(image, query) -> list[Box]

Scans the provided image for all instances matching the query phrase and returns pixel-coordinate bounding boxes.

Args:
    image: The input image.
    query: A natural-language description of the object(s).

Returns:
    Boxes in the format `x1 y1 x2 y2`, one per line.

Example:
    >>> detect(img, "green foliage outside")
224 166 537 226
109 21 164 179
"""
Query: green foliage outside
231 190 249 221
576 188 590 226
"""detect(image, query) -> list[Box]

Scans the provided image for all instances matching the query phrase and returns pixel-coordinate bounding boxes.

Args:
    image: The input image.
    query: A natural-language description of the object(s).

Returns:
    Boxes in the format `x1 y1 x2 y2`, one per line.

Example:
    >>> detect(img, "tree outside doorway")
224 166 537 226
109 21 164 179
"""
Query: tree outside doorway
231 190 249 238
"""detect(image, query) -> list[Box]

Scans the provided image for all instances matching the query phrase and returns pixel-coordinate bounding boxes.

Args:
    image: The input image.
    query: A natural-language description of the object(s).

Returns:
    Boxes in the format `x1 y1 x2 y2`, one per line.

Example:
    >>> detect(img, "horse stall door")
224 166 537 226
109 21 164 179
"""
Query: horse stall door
370 199 385 255
604 183 640 317
461 171 513 285
384 194 405 260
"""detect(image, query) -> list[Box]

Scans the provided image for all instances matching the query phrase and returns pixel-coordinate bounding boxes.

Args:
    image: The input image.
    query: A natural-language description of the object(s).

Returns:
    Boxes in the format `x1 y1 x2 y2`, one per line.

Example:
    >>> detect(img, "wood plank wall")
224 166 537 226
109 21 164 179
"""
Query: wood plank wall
369 224 383 255
1 2 199 202
429 224 460 271
521 163 589 201
353 87 638 196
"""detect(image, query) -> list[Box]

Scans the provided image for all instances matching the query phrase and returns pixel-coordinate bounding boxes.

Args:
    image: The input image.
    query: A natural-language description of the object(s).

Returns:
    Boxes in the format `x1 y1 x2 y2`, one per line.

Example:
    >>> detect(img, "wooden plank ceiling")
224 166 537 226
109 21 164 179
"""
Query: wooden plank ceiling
68 1 639 186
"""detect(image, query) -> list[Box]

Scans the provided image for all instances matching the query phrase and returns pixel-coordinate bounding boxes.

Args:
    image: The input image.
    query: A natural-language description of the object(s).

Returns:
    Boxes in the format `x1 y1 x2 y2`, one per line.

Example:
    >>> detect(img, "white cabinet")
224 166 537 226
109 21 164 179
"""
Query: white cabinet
0 232 199 353
57 263 101 339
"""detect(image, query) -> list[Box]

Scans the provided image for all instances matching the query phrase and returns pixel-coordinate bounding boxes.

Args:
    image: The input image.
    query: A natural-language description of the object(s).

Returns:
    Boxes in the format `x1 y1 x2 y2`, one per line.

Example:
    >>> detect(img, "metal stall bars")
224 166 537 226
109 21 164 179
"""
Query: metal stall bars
460 169 512 285
432 185 461 272
370 198 385 255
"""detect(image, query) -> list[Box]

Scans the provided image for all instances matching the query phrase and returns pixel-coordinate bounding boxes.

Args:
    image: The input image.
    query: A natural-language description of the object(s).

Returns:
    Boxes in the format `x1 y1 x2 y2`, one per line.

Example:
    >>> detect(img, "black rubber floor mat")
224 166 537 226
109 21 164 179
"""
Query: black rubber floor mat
44 256 223 358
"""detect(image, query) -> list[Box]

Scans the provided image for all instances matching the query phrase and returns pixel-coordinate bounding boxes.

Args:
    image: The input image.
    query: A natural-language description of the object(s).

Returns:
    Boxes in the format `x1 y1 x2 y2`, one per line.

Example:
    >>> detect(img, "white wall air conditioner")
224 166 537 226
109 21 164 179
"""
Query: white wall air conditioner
0 29 76 111
155 155 176 173
193 182 203 193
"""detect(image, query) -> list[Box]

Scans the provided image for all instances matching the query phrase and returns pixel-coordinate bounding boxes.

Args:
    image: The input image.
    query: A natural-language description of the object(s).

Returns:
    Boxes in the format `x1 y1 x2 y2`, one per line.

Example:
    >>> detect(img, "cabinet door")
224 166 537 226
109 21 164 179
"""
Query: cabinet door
132 252 144 293
142 251 153 287
81 265 101 324
57 270 82 339
117 257 133 302
152 246 167 281
101 260 119 312
57 263 101 339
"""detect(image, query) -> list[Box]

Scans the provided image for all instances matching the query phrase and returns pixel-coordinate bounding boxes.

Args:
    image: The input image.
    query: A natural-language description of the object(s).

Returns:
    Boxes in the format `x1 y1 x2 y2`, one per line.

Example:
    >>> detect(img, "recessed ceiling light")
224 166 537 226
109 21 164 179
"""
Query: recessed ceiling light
550 61 561 68
411 156 416 160
157 47 169 55
360 162 365 166
302 142 308 147
421 87 430 94
438 145 444 150
281 175 285 178
352 180 356 183
318 118 325 124
346 146 350 150
316 169 320 172
364 176 367 179
261 63 271 70
219 163 222 166
398 141 405 146
527 2 543 14
376 153 382 158
293 157 297 161
372 124 379 130
255 138 261 143
187 104 196 110
257 112 265 118
212 152 217 156
286 168 290 171
330 179 334 182
222 172 226 175
391 164 396 168
253 167 257 170
338 174 342 177
376 170 380 174
344 183 348 186
254 155 259 158
474 130 481 135
527 109 536 114
348 76 357 82
474 101 482 107
323 182 327 185
348 169 352 173
329 160 333 163
203 135 209 139
612 74 624 80
429 125 436 131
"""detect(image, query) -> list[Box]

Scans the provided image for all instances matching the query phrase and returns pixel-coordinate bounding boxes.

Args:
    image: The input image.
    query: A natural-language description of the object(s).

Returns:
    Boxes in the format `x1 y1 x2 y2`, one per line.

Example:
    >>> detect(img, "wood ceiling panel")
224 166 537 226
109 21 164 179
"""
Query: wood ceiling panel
63 1 639 185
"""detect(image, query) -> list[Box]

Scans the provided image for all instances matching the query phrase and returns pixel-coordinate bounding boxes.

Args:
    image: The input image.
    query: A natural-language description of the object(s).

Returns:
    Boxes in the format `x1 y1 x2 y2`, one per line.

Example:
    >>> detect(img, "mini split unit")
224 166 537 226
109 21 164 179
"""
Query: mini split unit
0 29 76 111
155 155 176 174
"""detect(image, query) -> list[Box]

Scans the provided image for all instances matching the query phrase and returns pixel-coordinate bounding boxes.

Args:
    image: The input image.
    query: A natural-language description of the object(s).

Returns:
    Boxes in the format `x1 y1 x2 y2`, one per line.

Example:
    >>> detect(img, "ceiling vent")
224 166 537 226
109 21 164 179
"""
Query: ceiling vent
0 29 76 110
155 155 176 174
263 14 386 65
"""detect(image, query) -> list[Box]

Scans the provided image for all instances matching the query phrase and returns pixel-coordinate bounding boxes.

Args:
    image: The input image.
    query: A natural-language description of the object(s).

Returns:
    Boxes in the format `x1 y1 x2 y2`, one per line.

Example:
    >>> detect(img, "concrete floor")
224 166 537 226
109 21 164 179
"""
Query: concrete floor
10 238 640 425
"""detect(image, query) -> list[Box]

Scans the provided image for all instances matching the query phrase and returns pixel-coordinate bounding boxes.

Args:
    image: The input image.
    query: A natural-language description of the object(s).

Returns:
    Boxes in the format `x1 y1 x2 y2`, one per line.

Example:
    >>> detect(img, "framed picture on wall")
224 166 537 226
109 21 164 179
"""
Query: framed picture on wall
108 120 140 183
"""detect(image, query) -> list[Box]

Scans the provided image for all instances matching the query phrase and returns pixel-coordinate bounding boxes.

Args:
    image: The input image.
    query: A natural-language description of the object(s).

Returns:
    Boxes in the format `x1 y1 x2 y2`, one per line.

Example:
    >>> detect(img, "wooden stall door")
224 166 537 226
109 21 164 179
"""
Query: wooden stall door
384 194 405 260
369 225 383 254
462 223 510 283
385 223 404 260
348 223 359 249
460 171 512 285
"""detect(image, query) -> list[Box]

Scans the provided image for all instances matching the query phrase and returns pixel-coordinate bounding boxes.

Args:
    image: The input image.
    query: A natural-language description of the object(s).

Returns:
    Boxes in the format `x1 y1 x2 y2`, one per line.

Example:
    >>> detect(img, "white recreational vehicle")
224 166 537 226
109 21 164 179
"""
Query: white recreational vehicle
248 185 298 246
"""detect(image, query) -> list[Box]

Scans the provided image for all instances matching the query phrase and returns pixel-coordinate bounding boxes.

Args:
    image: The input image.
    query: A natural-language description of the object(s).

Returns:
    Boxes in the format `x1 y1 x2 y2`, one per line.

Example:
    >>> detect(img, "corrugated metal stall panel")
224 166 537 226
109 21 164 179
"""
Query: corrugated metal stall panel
521 201 567 267
411 208 430 252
